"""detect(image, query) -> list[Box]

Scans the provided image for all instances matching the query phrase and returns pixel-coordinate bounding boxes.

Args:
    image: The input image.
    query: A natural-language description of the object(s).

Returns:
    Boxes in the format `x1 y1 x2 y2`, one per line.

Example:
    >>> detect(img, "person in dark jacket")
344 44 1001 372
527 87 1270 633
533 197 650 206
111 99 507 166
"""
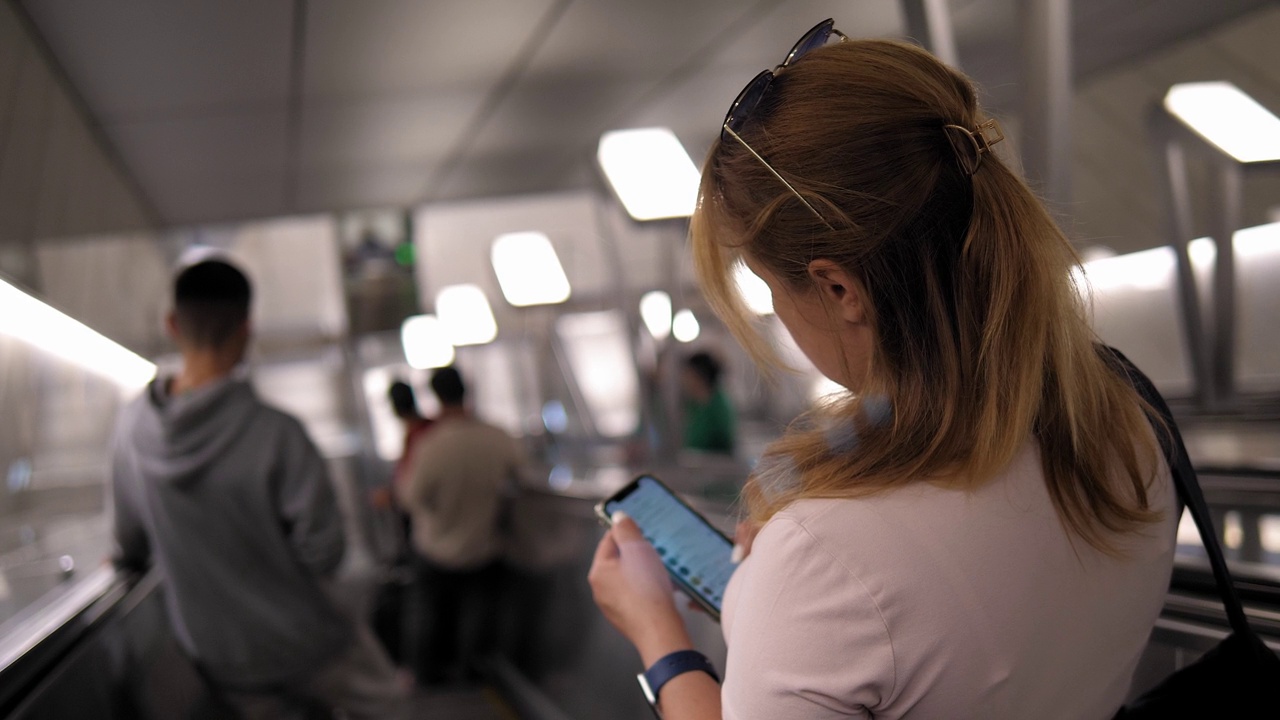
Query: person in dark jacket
110 259 406 719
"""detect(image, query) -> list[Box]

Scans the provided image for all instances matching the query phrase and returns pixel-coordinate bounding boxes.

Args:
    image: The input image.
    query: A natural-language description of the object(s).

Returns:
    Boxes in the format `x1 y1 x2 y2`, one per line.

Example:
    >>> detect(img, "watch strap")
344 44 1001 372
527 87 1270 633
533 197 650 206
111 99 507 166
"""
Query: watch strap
638 650 720 706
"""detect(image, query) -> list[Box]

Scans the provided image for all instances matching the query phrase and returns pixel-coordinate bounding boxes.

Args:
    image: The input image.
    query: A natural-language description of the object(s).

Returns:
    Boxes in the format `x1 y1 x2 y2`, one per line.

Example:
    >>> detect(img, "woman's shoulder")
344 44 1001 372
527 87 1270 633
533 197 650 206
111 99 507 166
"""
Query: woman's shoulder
752 497 904 583
770 484 946 539
758 472 1023 581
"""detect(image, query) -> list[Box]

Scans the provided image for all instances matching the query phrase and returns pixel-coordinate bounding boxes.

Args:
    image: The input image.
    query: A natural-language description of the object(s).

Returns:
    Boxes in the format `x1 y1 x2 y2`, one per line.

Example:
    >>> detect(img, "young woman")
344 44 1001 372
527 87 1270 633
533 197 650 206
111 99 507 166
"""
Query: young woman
589 21 1176 720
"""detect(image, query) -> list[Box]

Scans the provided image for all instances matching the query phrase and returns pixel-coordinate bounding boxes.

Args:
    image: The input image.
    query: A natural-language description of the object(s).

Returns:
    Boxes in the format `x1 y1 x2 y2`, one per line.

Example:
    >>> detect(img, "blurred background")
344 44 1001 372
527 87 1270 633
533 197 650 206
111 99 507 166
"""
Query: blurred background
0 1 1278 718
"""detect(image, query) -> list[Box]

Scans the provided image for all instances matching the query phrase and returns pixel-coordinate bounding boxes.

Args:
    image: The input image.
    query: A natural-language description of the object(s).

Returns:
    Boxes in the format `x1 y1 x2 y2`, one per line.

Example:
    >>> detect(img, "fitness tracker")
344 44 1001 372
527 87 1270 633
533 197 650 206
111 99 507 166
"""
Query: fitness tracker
637 650 720 716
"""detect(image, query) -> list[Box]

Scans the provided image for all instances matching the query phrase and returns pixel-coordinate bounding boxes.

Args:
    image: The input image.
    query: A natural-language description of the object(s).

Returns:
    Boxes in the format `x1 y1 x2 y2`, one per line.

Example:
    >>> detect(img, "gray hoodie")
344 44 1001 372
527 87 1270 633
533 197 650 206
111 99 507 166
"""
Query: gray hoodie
110 374 351 688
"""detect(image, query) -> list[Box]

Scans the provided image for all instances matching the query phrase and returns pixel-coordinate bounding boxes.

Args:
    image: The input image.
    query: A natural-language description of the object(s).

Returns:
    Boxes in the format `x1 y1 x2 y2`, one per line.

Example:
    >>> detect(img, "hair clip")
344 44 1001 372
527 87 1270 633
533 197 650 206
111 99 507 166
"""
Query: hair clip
943 118 1005 176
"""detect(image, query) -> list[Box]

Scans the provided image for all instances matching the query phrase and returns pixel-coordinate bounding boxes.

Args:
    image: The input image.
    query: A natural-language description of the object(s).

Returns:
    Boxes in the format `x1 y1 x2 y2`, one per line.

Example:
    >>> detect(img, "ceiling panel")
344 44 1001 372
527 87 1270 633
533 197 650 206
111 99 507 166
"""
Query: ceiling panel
438 0 760 201
1211 6 1280 98
298 92 482 170
464 73 644 159
433 148 596 202
625 64 765 158
146 172 288 227
294 165 431 213
1067 4 1280 253
452 0 909 202
14 0 1280 240
303 0 558 99
22 0 293 120
956 0 1274 113
106 111 289 181
714 0 906 68
525 0 759 80
625 0 909 139
1072 0 1273 78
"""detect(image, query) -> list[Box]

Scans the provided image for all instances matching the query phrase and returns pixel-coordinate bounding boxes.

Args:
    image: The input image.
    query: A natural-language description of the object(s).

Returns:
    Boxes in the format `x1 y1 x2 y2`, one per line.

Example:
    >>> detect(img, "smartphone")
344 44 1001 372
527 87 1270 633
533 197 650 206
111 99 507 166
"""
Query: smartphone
595 474 736 621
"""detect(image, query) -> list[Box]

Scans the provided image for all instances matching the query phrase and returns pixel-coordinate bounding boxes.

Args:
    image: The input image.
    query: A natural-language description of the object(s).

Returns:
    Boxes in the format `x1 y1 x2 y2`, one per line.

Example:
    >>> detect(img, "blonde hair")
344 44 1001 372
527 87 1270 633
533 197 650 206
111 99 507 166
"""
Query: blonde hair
693 39 1162 554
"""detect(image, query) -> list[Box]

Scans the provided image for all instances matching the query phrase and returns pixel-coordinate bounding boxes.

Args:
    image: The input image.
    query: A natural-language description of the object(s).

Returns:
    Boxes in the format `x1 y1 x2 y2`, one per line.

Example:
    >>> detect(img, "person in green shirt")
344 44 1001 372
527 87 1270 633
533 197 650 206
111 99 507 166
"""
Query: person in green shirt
680 352 737 454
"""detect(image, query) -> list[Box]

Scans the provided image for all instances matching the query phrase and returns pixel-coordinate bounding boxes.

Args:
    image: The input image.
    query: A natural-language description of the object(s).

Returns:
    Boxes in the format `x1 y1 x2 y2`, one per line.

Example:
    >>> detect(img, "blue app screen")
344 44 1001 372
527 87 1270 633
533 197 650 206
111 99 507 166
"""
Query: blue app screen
606 476 735 611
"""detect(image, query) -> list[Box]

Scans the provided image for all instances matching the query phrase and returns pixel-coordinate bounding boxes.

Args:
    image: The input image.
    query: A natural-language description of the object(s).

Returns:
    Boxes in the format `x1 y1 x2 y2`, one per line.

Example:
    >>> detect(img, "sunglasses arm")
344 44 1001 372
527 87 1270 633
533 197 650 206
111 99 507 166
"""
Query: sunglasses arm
723 126 834 230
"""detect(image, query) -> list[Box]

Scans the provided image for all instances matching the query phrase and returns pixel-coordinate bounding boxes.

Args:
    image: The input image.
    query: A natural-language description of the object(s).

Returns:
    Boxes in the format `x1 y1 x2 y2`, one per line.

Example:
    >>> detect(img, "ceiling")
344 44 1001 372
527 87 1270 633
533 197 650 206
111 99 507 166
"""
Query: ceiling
17 0 1277 229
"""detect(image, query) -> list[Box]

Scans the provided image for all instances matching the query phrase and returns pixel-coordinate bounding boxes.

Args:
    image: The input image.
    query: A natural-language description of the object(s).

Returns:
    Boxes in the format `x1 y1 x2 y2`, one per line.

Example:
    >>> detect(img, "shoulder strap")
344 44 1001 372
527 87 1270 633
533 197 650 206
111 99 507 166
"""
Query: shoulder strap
1100 346 1251 636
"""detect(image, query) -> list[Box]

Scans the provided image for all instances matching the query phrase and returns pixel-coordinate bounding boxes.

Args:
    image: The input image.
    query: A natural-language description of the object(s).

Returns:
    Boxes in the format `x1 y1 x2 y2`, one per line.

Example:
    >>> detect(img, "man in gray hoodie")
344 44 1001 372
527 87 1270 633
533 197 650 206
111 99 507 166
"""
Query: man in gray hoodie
110 259 405 718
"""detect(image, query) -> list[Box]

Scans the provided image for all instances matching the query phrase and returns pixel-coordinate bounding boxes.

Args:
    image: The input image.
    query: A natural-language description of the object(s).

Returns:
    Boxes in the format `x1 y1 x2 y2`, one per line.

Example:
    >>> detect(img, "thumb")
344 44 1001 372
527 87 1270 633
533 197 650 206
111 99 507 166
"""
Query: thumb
610 510 646 544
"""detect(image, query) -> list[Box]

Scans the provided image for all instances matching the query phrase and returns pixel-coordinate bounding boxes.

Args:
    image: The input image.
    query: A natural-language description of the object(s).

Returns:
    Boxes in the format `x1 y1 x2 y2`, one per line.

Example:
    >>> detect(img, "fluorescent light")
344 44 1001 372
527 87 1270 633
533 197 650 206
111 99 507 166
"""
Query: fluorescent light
0 277 155 389
1234 221 1280 260
734 262 774 315
1164 82 1280 163
672 309 700 343
491 232 572 307
1079 246 1116 263
400 314 454 369
1075 227 1279 294
435 284 497 346
1076 245 1176 292
597 127 701 221
639 290 672 340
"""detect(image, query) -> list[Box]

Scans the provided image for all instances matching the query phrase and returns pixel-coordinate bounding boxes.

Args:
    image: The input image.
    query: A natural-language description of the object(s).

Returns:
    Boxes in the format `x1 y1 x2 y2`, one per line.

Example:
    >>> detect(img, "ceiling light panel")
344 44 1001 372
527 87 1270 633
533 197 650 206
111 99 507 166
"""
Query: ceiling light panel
1164 82 1280 163
435 283 498 346
491 232 572 307
0 277 155 390
639 290 672 340
597 127 701 221
672 309 700 343
401 314 455 369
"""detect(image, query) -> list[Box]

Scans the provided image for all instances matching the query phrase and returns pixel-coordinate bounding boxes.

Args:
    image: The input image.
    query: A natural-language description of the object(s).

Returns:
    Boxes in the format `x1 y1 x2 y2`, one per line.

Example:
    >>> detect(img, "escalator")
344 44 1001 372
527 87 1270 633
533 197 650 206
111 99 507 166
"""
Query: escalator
3 466 1279 719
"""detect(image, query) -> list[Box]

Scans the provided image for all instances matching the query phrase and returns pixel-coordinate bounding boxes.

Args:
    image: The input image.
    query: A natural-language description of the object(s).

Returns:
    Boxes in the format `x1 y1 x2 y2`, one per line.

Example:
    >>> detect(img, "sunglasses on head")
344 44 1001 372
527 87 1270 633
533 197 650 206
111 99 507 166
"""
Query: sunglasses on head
721 19 848 227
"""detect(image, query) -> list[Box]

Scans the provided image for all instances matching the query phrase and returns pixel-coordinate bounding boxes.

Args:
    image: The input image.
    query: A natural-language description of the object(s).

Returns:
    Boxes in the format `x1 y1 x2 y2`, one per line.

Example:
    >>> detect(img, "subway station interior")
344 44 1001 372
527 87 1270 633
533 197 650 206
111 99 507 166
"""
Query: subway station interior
1 0 1279 717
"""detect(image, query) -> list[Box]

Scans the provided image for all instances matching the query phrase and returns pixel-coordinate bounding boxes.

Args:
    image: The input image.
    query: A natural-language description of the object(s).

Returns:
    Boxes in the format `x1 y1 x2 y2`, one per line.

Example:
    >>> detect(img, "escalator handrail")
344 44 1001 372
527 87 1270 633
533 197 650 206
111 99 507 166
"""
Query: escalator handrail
0 567 145 716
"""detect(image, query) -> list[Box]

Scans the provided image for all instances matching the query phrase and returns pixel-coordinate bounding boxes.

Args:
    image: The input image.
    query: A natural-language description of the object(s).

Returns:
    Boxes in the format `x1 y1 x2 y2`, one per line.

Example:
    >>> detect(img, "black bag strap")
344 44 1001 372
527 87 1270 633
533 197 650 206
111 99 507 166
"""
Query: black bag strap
1101 346 1251 636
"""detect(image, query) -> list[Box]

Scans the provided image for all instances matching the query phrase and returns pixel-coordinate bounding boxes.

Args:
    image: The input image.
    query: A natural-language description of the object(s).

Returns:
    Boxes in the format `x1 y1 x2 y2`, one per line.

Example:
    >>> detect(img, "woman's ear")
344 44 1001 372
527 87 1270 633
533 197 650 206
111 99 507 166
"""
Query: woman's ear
807 259 867 325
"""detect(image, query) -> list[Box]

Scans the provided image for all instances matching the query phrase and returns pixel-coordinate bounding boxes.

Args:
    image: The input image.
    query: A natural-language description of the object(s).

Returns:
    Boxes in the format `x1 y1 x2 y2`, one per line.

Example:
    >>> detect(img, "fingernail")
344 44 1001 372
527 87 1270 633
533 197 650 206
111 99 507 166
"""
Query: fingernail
731 544 745 564
611 510 629 525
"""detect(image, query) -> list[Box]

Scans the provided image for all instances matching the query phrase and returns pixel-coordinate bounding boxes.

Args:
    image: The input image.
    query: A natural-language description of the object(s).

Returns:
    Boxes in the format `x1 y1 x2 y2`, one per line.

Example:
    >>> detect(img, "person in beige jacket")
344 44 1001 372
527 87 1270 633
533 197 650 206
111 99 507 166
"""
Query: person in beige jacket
397 365 522 686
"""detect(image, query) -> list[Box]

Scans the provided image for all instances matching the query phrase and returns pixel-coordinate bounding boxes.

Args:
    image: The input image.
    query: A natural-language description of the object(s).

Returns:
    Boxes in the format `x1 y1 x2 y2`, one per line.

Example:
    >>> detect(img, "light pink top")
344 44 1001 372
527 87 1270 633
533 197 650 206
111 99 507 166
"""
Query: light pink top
721 441 1176 719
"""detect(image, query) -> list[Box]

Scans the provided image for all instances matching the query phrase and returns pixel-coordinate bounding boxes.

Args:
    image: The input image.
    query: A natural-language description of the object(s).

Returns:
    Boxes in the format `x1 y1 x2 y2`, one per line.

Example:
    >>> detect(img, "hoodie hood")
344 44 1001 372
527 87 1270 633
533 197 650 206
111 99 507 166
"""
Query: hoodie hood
131 375 259 487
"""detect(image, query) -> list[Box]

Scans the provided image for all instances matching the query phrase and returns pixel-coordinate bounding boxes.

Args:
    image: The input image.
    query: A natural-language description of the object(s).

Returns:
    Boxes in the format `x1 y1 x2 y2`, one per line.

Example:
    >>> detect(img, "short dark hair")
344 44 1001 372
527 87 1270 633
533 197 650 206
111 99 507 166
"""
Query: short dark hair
686 352 722 388
430 366 466 406
172 260 252 349
387 380 418 419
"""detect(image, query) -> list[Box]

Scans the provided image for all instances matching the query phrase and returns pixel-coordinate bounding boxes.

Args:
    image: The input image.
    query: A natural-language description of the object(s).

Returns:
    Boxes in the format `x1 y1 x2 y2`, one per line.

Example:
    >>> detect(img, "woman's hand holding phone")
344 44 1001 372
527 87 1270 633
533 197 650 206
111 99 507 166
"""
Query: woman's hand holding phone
589 511 695 665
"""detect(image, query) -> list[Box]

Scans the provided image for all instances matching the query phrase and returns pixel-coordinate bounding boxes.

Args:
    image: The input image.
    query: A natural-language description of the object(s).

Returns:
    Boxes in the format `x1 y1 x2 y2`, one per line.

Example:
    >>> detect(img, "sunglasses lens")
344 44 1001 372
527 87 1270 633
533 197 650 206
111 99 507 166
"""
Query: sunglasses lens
722 70 773 140
784 18 835 66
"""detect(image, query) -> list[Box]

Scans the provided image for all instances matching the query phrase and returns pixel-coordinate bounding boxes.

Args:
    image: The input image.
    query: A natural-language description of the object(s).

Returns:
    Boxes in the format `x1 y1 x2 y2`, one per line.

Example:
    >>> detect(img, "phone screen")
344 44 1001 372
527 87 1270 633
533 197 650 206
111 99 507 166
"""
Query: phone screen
603 475 735 615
